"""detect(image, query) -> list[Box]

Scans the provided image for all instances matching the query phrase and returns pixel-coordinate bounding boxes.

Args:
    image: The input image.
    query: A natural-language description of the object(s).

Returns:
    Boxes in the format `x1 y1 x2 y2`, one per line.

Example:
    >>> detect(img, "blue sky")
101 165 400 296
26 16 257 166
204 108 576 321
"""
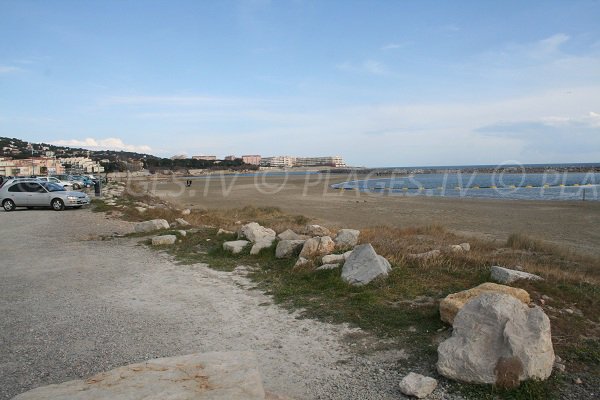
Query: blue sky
1 0 599 167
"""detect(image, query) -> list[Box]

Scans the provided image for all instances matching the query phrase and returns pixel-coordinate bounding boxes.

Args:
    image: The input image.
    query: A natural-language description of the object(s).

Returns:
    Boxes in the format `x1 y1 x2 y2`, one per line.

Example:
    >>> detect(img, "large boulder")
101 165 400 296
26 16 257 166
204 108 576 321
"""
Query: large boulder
250 238 276 255
151 235 177 246
13 352 266 400
399 372 438 399
277 229 307 241
223 240 250 254
304 224 331 237
440 282 531 325
437 293 554 387
275 240 306 259
134 219 170 233
238 222 276 243
491 266 543 284
299 236 335 258
341 243 391 286
334 229 360 249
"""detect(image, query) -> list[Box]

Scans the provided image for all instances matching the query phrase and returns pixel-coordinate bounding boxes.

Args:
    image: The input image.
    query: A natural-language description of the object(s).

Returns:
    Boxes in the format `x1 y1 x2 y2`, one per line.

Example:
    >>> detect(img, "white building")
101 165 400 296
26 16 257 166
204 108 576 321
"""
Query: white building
260 156 296 168
260 155 347 168
59 157 105 173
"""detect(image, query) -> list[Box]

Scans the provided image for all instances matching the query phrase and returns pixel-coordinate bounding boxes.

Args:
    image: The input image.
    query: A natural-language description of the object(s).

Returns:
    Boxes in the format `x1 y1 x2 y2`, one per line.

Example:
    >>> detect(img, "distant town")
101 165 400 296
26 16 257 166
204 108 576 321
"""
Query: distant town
0 136 347 176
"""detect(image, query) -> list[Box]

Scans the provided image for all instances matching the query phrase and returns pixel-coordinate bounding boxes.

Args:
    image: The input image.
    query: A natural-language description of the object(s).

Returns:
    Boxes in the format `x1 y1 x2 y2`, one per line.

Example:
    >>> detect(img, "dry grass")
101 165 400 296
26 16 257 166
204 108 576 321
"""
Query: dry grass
96 183 600 378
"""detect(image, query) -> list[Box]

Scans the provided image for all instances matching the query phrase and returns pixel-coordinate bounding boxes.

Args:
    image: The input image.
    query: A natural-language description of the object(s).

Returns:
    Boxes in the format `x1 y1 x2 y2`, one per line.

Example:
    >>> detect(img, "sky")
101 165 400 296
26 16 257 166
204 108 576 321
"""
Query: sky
1 0 599 167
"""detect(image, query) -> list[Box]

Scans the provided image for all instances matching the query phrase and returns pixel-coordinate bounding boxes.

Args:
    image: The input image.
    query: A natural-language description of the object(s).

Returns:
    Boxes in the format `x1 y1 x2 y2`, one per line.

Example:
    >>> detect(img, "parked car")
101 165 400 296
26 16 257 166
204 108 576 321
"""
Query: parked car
36 176 71 188
0 181 90 211
71 175 94 188
52 175 85 190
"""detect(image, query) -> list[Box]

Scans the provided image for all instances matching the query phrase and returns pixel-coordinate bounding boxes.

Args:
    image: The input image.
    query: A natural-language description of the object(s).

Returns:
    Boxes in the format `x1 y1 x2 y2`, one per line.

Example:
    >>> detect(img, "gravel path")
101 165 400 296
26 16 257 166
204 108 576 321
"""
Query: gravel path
0 209 432 399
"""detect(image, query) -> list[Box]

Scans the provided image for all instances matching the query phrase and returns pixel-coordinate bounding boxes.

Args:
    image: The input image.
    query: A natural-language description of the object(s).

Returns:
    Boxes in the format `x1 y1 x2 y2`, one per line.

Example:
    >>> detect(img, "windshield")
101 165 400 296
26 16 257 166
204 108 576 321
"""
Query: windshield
41 182 66 192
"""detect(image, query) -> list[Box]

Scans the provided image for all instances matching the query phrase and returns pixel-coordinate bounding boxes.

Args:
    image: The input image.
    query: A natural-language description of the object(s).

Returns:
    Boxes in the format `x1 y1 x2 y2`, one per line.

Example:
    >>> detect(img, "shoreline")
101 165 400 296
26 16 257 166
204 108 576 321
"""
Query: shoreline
139 174 600 257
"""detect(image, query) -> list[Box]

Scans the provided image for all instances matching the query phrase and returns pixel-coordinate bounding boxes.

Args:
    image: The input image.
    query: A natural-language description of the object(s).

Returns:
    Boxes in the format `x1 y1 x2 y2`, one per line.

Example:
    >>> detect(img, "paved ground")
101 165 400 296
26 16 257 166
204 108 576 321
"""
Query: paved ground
0 209 420 400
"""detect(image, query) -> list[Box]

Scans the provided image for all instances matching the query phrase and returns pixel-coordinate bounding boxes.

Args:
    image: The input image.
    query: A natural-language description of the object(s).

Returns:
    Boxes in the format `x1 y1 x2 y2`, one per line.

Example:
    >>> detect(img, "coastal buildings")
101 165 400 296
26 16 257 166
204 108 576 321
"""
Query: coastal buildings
260 156 295 168
224 155 237 161
58 157 105 173
241 155 261 165
0 157 65 176
260 155 347 168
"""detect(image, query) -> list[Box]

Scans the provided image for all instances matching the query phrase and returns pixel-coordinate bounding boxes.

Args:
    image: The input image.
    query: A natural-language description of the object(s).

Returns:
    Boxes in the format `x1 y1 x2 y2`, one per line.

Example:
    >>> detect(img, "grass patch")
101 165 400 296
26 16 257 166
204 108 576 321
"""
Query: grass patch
93 183 600 397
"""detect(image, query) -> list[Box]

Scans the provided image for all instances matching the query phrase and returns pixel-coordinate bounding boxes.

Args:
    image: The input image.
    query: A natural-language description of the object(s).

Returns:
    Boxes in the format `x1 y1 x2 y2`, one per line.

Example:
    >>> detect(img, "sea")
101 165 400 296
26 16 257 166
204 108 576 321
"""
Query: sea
330 164 600 201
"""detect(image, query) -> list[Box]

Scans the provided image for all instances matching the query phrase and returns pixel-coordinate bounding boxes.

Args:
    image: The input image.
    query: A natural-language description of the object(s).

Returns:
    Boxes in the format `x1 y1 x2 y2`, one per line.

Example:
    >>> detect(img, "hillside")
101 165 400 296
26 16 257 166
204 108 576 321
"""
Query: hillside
0 136 157 162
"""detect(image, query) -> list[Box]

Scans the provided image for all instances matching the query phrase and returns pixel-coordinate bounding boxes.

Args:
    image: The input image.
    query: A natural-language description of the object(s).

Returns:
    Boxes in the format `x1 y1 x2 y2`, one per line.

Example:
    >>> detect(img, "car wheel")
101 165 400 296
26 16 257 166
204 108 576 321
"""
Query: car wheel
51 198 65 211
2 199 15 212
73 183 81 190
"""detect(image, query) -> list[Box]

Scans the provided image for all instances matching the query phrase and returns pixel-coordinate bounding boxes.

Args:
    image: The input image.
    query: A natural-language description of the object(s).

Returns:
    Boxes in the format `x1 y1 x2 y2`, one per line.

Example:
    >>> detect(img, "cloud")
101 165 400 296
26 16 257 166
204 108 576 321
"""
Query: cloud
475 114 600 155
51 138 152 153
0 65 21 74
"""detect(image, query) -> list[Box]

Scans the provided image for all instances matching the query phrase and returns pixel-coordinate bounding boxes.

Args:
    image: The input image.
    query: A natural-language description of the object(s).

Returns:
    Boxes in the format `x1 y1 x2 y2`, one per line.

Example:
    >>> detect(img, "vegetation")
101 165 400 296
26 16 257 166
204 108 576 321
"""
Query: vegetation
93 183 600 399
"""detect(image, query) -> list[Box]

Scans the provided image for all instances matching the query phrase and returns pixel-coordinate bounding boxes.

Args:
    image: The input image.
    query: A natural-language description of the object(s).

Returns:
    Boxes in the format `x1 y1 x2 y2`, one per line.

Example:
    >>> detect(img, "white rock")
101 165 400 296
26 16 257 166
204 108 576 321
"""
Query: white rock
341 243 391 286
449 245 464 253
316 263 341 271
277 229 307 241
239 222 276 243
334 229 360 249
491 266 544 284
13 352 266 400
304 224 331 237
151 235 177 246
321 253 346 264
294 257 310 268
459 242 471 251
299 236 336 258
217 228 234 235
223 240 250 254
134 219 170 233
275 240 306 259
250 238 276 255
177 230 187 237
399 372 438 399
407 249 441 260
175 218 190 227
134 207 147 214
181 208 191 215
437 293 554 386
343 250 353 260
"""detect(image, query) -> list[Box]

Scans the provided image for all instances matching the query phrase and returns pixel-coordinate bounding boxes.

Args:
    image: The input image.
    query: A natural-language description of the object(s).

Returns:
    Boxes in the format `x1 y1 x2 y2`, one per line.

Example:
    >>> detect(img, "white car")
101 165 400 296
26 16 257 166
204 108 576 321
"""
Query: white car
36 176 74 189
1 181 90 211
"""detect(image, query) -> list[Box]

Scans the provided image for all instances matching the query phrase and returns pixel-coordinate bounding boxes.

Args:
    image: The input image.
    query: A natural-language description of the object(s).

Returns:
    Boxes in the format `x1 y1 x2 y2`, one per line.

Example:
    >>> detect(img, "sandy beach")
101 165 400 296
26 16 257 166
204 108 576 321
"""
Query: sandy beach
145 174 600 256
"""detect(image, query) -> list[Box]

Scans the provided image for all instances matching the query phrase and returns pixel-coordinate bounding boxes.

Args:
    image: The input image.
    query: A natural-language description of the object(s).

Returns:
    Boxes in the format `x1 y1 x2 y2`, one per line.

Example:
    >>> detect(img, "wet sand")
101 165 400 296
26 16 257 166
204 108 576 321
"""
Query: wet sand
147 174 600 256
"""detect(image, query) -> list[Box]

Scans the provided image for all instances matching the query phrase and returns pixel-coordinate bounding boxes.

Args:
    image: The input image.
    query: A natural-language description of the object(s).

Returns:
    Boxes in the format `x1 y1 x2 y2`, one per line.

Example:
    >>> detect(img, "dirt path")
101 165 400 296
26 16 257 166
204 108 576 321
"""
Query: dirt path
0 209 415 400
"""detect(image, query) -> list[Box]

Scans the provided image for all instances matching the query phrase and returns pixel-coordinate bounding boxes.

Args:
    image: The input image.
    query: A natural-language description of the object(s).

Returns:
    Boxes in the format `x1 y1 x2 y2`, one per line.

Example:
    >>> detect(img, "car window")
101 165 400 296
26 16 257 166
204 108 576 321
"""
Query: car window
21 182 44 193
41 182 65 192
8 183 22 192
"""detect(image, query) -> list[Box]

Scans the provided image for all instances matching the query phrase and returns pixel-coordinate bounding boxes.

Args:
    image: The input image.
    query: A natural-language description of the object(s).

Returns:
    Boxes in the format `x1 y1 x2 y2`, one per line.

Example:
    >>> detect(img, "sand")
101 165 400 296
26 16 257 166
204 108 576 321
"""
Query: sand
144 174 600 256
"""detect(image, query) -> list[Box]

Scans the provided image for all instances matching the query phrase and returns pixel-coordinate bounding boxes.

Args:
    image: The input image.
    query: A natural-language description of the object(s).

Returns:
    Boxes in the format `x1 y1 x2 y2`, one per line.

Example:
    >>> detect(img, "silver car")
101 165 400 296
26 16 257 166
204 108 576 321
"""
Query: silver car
0 181 90 211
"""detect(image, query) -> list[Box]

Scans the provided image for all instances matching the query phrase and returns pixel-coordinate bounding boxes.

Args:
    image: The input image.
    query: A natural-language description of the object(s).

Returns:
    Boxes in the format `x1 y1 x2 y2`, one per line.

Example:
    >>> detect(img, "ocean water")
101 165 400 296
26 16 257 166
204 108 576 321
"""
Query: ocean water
330 172 600 201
